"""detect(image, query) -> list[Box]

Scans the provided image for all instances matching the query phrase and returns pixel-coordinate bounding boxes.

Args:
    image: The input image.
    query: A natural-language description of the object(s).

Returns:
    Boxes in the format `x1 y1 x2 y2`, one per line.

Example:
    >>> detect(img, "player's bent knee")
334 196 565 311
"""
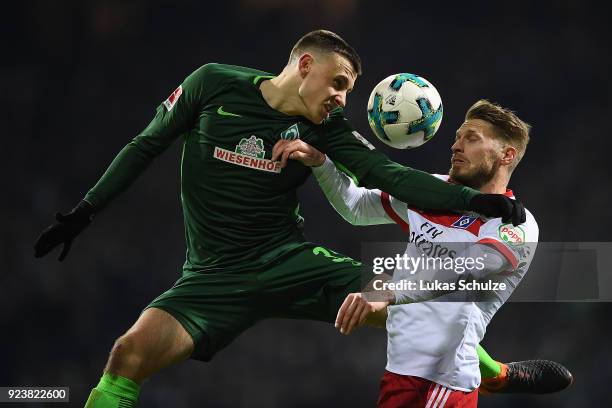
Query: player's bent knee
104 309 195 381
106 333 146 378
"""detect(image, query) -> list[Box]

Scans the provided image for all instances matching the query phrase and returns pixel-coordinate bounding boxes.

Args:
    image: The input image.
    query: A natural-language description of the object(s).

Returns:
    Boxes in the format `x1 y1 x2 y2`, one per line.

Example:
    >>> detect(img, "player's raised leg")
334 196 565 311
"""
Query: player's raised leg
478 344 503 379
477 344 573 394
84 308 195 408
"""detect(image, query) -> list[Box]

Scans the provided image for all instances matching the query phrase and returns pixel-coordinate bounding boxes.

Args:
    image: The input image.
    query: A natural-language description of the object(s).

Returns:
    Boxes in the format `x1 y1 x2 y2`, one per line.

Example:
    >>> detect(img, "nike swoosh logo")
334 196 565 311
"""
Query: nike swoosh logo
217 106 242 117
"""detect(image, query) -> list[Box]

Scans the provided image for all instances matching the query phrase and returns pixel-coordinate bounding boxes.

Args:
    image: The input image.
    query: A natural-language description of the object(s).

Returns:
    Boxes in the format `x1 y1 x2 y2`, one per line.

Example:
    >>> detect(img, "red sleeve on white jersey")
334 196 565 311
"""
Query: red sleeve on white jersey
476 209 539 271
380 191 410 232
477 238 519 269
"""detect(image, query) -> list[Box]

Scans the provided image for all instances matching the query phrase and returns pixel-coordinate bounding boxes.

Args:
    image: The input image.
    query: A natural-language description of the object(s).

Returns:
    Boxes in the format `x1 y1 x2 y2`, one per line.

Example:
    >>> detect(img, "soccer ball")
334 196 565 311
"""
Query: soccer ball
367 73 443 149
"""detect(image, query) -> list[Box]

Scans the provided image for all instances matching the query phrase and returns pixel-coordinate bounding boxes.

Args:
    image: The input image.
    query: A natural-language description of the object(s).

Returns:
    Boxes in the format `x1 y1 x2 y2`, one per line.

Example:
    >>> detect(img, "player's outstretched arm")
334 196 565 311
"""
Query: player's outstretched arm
34 64 214 260
316 115 525 225
34 200 95 261
275 139 405 226
312 156 396 226
83 65 211 210
357 154 526 226
335 292 392 335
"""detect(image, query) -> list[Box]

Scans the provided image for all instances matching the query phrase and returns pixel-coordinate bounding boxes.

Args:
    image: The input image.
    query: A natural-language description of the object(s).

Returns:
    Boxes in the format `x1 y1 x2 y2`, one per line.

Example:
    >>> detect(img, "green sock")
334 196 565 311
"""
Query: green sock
477 344 502 379
84 373 140 408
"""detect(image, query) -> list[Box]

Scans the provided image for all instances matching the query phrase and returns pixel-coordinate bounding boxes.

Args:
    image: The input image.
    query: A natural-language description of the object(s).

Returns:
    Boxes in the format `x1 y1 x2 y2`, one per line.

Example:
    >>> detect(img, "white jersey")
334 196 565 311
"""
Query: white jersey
312 158 539 391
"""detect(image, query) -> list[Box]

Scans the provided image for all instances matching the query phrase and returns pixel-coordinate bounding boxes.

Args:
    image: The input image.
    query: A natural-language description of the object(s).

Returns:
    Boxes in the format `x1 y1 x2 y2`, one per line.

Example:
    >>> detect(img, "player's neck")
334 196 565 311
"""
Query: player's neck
478 175 510 195
260 73 306 117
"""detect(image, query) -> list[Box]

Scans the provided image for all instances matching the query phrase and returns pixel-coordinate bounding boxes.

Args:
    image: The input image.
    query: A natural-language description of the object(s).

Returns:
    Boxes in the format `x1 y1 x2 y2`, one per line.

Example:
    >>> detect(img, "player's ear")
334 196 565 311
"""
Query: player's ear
298 53 314 78
501 146 517 166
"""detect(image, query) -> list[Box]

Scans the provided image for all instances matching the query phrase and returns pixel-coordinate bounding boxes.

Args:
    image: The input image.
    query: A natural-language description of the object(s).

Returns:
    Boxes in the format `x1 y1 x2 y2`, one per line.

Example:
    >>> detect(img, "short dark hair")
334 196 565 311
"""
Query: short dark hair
466 99 531 171
289 29 362 76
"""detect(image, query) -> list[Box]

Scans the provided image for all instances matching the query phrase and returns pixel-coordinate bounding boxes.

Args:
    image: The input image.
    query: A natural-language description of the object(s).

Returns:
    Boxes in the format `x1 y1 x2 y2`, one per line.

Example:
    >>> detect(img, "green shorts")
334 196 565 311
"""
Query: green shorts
146 242 365 361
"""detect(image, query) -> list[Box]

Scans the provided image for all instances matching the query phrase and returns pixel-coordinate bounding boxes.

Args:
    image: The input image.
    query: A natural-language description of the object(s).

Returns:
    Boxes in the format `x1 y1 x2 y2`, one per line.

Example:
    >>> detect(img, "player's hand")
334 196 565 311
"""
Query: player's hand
271 139 325 168
335 292 390 335
34 200 95 261
469 194 526 226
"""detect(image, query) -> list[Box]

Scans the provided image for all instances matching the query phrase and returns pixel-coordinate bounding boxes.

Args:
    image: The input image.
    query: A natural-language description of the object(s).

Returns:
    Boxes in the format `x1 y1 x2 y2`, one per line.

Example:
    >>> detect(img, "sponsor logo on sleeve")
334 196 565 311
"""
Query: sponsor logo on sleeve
163 85 183 111
213 135 281 173
498 224 525 245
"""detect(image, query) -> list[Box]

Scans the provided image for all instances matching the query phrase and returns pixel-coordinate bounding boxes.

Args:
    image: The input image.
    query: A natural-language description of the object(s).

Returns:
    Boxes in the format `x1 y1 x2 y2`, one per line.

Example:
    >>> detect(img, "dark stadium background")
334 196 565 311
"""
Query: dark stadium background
2 1 610 407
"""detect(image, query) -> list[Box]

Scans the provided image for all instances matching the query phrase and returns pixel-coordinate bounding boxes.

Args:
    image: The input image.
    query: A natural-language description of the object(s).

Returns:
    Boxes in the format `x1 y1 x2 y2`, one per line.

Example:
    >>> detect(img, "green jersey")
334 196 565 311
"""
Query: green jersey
84 63 478 272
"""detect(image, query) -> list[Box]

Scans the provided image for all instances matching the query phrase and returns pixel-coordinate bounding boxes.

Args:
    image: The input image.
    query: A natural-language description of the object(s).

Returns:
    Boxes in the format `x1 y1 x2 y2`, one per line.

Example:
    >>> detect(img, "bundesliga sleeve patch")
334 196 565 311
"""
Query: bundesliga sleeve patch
163 85 183 111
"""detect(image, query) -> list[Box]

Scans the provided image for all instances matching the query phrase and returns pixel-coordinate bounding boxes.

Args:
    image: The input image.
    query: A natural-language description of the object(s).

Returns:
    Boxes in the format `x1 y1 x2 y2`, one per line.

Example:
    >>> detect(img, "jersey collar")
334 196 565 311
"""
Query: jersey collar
444 174 515 198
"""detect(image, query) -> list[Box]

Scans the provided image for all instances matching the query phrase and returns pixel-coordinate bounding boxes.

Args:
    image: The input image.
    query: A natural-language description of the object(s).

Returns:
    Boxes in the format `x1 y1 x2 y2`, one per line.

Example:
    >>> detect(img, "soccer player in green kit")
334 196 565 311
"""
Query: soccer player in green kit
35 30 534 407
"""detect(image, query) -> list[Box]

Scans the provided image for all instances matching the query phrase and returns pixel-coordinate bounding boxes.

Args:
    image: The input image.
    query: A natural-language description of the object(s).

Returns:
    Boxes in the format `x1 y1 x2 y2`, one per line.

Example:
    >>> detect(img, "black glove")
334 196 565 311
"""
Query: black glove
34 200 95 261
469 194 526 226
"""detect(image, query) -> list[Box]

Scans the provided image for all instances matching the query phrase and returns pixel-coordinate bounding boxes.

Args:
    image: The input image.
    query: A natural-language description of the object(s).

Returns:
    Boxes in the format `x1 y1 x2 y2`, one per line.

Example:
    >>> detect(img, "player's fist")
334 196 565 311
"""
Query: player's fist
335 292 390 335
271 139 325 168
469 194 526 226
34 200 95 261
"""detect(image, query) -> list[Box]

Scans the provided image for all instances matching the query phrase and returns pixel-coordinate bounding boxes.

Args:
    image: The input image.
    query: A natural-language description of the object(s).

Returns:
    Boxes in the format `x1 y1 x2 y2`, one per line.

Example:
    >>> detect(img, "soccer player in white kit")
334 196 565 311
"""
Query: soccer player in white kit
292 99 543 407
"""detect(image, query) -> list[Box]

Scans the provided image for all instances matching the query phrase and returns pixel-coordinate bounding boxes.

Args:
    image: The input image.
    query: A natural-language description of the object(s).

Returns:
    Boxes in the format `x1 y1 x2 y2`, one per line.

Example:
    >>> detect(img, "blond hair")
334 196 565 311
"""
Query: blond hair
466 99 531 171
